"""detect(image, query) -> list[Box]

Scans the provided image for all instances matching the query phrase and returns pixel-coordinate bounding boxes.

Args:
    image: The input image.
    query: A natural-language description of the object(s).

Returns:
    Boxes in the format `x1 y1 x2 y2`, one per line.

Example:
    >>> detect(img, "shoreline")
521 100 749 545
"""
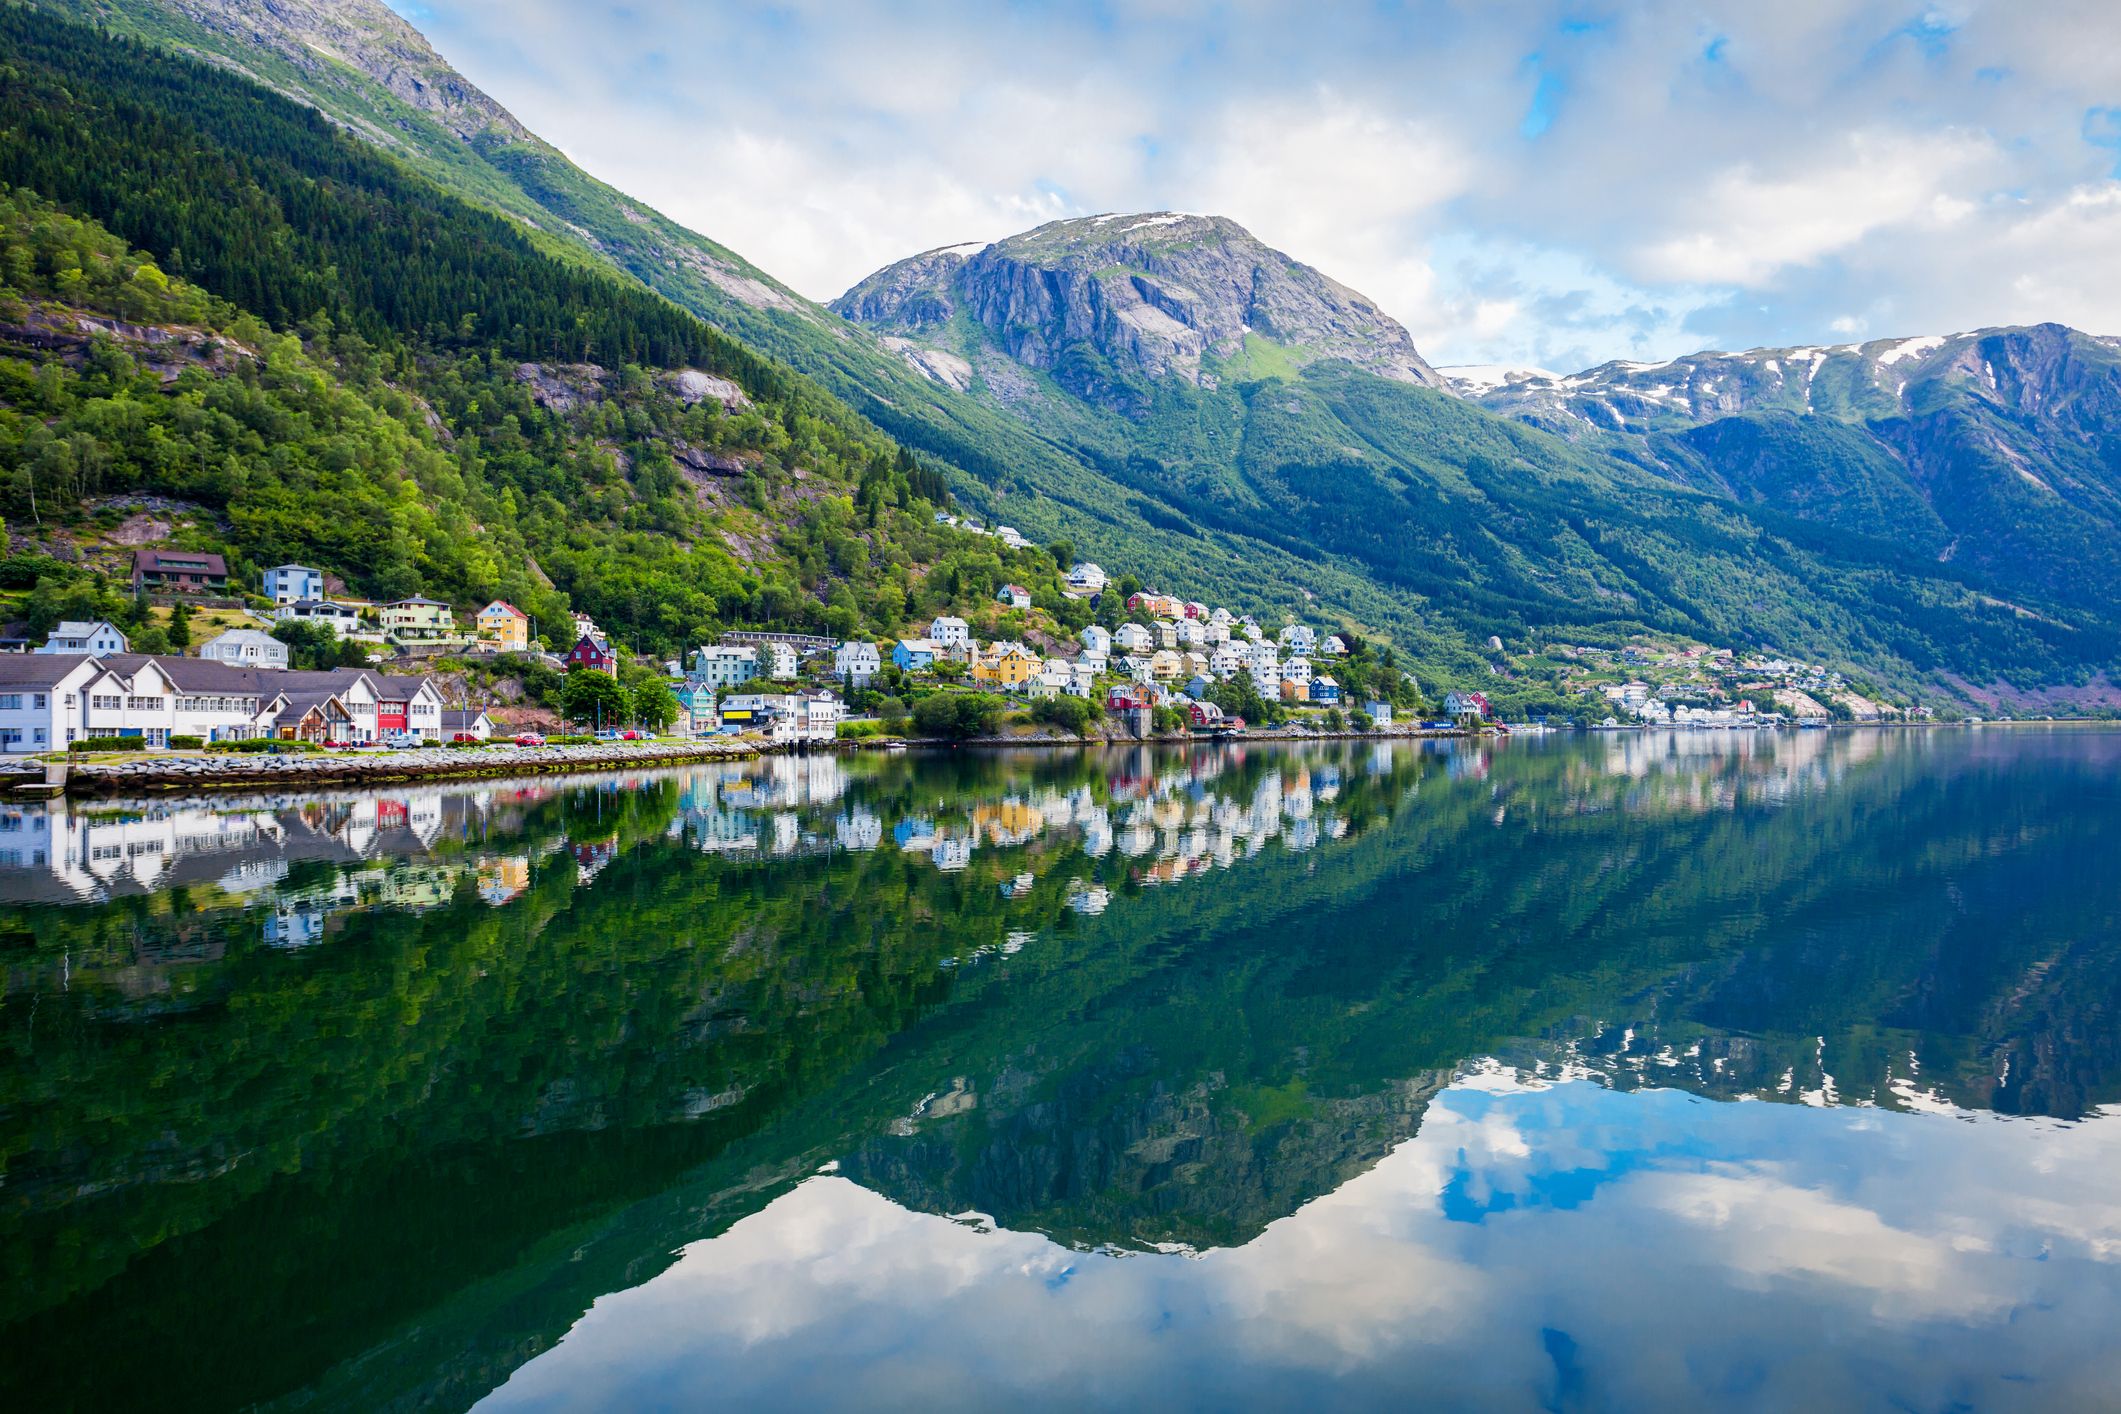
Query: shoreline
14 717 2090 799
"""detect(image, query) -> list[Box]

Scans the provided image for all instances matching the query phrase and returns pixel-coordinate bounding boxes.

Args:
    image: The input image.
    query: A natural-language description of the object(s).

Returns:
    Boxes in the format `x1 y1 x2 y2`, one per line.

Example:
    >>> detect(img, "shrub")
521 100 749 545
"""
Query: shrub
836 719 884 740
911 691 1006 739
1350 710 1374 732
548 733 595 746
69 735 147 754
168 734 204 749
1030 693 1099 734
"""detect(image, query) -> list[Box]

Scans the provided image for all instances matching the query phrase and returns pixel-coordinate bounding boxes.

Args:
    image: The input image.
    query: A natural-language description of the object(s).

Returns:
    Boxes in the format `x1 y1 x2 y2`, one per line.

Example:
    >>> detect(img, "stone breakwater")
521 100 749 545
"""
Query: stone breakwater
23 739 763 795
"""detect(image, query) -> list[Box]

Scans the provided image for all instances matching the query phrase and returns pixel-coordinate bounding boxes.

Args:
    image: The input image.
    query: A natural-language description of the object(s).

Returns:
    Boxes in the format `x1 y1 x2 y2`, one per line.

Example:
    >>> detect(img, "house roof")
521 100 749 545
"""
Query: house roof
203 629 281 649
48 620 123 640
480 600 527 618
0 653 98 686
441 708 492 729
386 597 450 608
267 563 319 574
134 549 228 574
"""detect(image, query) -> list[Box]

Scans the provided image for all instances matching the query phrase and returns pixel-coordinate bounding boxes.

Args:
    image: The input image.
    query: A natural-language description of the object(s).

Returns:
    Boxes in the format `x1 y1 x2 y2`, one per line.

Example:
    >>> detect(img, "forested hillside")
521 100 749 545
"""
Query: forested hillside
0 10 1079 655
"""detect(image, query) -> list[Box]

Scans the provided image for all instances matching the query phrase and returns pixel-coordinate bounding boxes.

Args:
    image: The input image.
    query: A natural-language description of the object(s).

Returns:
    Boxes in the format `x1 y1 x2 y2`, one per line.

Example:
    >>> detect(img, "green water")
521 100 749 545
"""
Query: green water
2 730 2118 1410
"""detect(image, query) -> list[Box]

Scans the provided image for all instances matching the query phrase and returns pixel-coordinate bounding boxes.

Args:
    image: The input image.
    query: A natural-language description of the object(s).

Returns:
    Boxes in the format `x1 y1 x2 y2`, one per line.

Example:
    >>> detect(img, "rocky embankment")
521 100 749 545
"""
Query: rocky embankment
15 738 763 796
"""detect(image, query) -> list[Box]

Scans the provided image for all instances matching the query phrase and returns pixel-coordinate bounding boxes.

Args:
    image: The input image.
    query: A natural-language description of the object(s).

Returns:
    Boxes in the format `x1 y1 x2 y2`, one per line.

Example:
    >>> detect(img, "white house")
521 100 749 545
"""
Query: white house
441 707 496 741
1280 624 1317 655
996 583 1032 610
199 629 289 671
834 640 881 686
274 600 365 638
1321 634 1348 657
262 564 325 606
930 616 971 649
1114 623 1152 653
766 641 799 681
1176 618 1206 648
37 620 128 657
994 525 1029 549
1282 656 1313 686
1210 643 1248 679
1365 701 1393 725
1080 624 1112 657
0 654 102 752
1065 562 1108 597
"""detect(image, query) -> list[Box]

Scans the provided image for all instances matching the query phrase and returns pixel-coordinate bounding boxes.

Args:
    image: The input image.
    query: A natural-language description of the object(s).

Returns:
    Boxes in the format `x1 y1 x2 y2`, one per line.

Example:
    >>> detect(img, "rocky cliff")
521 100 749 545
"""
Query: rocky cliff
834 213 1443 407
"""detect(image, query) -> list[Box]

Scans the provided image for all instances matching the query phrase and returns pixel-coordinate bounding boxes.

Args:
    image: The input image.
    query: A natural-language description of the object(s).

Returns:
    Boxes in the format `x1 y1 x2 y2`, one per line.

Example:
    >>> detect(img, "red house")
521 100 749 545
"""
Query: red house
565 634 616 673
1106 685 1152 713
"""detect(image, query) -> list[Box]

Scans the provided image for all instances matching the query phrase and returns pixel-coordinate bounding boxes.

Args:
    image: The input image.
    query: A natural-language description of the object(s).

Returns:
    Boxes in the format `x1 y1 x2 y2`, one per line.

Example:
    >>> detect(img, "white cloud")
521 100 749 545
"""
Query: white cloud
1637 131 1997 287
389 1 2121 369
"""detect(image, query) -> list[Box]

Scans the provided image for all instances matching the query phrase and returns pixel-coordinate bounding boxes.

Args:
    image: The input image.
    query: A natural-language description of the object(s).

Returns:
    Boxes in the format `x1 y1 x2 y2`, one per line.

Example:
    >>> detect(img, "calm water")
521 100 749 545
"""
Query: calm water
2 729 2118 1411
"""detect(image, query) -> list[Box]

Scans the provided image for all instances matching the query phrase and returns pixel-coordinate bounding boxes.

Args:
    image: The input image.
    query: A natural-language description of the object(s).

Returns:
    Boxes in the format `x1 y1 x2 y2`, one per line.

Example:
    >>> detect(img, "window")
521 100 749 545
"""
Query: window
91 695 121 711
0 695 19 711
33 694 45 709
126 696 165 711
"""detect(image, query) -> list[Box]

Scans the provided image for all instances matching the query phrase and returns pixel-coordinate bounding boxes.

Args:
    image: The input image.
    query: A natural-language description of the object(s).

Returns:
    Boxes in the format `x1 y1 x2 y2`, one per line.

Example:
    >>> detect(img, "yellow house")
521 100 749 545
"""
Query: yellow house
381 597 457 642
476 600 529 652
972 641 1041 688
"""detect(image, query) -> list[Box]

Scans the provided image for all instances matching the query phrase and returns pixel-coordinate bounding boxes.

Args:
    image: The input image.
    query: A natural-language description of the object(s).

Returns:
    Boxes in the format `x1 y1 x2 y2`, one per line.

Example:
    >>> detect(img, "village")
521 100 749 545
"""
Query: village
0 540 1944 767
0 545 1425 760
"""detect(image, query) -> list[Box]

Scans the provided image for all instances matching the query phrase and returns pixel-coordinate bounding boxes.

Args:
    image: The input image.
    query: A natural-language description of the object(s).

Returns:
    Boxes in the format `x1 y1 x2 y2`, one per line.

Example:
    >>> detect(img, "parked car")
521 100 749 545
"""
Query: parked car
382 730 423 749
621 729 643 740
450 733 481 744
514 732 546 746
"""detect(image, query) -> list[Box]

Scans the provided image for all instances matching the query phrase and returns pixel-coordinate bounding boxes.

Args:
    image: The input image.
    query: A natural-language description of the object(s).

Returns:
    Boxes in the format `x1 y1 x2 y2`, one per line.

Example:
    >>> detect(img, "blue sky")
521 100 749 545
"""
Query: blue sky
386 1 2121 371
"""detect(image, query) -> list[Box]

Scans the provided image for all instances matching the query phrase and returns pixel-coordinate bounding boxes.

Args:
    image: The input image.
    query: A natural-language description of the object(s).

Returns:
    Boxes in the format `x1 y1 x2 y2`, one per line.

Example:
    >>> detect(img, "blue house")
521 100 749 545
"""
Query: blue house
262 564 325 606
1310 675 1341 704
893 638 940 672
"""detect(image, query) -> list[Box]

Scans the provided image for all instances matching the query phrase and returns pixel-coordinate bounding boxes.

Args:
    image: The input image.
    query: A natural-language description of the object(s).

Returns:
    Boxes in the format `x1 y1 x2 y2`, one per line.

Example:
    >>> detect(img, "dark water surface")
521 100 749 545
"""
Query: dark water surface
2 729 2118 1411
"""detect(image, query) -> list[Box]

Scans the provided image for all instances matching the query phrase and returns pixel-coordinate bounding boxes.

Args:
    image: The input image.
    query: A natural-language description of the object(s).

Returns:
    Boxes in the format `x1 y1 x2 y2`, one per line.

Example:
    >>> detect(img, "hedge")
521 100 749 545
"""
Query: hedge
69 736 147 754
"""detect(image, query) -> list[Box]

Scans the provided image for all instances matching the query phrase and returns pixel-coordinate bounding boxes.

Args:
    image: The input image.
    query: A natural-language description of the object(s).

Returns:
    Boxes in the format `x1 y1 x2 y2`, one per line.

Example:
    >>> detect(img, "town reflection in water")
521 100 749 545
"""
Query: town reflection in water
1 727 2117 1411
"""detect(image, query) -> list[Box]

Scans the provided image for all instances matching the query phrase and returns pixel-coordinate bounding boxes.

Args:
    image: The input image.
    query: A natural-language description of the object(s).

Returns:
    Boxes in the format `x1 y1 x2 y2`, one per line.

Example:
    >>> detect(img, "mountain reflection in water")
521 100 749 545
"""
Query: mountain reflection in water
1 729 2117 1411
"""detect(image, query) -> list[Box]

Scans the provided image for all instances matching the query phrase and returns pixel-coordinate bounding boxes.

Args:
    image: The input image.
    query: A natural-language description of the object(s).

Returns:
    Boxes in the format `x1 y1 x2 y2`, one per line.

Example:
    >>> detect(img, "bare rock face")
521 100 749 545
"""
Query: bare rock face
832 214 1443 409
666 368 751 412
164 0 531 144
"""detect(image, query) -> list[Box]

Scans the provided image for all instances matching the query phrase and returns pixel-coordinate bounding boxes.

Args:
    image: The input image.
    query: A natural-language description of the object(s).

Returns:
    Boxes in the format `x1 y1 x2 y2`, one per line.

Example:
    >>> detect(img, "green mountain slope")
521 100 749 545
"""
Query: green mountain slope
1450 326 2121 657
0 10 1093 655
842 222 2121 705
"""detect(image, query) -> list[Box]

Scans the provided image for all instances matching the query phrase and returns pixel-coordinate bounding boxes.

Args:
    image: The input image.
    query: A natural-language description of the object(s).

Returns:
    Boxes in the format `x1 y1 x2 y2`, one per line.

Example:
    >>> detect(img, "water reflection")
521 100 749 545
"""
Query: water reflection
1 728 2117 1411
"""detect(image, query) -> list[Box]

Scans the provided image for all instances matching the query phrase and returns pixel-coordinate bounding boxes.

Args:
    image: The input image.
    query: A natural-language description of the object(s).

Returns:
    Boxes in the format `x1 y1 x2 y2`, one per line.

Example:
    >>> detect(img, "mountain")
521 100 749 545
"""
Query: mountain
833 213 1443 411
21 0 2121 708
1448 325 2121 661
840 216 2121 706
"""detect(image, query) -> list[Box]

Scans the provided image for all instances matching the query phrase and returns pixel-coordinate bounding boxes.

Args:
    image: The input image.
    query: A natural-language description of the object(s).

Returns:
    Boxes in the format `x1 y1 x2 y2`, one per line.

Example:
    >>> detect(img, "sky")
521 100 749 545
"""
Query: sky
386 1 2121 371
